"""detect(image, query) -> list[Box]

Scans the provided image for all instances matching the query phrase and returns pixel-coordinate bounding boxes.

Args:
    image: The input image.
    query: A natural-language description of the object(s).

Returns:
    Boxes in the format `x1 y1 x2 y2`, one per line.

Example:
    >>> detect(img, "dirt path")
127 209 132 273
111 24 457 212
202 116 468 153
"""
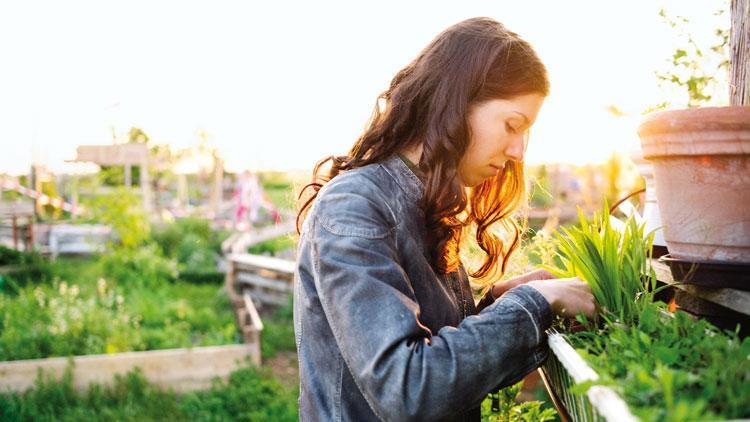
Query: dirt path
265 350 299 390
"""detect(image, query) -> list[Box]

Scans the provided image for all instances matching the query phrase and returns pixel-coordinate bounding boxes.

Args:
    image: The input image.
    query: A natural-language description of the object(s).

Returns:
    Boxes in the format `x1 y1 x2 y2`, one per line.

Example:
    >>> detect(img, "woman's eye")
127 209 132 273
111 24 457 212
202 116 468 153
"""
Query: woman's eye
505 123 516 134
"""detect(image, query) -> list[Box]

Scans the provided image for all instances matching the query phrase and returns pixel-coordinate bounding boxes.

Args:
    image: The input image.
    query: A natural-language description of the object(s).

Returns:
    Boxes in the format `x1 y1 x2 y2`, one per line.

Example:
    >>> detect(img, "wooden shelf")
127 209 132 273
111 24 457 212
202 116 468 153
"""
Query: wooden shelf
651 258 750 316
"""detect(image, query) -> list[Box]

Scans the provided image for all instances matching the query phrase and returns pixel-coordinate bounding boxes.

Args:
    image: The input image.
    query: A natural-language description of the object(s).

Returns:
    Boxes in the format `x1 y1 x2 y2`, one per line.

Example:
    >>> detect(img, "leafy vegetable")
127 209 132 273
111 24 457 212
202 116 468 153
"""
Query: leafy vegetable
568 303 750 420
546 207 656 324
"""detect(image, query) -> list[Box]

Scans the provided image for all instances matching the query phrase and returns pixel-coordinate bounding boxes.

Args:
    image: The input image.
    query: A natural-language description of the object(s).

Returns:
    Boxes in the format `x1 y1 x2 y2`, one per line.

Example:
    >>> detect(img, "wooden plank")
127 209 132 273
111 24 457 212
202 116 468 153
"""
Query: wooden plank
242 291 265 332
0 344 258 393
651 259 750 315
228 253 295 277
75 144 148 166
547 332 638 422
244 288 289 307
223 221 296 254
224 260 240 306
0 201 34 218
235 272 291 292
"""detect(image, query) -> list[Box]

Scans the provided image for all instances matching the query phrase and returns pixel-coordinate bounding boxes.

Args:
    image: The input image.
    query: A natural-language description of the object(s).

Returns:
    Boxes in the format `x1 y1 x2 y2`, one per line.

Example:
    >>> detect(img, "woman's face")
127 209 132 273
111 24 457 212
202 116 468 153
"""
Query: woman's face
458 93 545 187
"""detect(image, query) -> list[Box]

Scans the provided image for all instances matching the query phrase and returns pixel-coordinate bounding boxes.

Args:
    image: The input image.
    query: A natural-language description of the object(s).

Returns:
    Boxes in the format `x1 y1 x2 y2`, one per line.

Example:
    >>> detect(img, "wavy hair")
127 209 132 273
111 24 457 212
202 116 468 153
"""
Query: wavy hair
297 17 549 289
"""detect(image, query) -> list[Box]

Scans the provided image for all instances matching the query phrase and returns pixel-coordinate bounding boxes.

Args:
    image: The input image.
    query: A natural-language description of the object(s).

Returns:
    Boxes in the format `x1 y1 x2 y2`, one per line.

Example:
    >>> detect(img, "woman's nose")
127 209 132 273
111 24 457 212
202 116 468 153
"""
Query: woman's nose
504 135 525 162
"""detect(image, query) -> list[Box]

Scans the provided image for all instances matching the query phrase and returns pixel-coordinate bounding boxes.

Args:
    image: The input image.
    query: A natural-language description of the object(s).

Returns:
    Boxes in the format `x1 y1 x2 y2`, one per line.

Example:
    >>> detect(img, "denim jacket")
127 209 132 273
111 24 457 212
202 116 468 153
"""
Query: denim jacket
293 155 553 421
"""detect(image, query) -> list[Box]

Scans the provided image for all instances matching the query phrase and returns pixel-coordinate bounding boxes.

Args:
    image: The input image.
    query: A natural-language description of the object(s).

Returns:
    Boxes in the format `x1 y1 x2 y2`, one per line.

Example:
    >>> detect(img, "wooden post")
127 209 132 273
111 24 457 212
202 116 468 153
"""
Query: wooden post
124 164 132 187
26 216 33 251
730 0 749 105
11 215 18 250
210 152 223 218
72 175 79 222
140 159 152 215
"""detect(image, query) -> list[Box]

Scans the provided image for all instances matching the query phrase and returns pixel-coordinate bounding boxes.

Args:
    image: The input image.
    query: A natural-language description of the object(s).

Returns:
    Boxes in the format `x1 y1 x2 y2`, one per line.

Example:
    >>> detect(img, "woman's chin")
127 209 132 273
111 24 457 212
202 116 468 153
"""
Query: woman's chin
460 177 484 188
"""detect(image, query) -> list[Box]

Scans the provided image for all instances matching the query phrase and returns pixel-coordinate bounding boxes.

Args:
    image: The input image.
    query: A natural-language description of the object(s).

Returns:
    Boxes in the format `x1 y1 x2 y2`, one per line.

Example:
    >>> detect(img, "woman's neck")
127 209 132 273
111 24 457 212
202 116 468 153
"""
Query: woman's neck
401 143 423 165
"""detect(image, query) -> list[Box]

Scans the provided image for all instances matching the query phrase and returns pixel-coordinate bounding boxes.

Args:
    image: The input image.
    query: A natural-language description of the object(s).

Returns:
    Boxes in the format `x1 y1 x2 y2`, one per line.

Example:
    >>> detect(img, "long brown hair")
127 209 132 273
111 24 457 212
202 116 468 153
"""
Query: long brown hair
297 17 549 288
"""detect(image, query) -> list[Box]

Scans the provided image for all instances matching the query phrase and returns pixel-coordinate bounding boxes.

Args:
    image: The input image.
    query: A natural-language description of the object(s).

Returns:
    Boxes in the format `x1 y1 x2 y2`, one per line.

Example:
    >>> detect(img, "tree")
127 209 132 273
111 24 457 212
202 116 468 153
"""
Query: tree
730 0 749 105
649 4 731 112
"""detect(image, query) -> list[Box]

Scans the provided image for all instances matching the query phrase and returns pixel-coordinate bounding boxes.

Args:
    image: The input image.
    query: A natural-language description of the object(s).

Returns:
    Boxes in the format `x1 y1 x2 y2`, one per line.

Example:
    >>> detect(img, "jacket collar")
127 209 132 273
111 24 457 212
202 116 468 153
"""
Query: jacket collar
381 155 424 204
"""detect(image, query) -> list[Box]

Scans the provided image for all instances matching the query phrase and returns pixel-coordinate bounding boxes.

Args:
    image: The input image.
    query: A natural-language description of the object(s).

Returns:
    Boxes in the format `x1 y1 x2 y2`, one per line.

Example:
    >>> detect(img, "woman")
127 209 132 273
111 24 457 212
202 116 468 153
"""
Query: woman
293 17 596 421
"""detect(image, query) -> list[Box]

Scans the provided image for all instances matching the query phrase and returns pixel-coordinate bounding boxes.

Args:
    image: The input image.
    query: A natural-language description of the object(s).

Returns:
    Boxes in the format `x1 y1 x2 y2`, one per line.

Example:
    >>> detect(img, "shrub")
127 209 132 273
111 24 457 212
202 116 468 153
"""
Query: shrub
152 217 227 274
99 244 177 288
0 246 52 294
82 188 149 249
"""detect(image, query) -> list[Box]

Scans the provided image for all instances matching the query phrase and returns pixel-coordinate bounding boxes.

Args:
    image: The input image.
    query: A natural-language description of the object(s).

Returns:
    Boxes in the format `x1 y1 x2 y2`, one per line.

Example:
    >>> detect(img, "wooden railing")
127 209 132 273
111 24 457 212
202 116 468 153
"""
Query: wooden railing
225 253 294 309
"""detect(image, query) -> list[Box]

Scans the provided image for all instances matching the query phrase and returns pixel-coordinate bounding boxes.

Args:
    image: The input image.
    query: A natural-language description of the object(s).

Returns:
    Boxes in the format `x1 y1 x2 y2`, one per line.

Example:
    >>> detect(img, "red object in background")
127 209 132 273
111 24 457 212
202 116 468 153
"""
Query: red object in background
668 297 680 313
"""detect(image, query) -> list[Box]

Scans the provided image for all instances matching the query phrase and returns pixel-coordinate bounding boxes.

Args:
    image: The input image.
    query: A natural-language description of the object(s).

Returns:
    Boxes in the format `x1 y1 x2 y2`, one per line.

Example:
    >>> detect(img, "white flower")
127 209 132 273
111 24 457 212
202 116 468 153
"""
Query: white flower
97 278 107 296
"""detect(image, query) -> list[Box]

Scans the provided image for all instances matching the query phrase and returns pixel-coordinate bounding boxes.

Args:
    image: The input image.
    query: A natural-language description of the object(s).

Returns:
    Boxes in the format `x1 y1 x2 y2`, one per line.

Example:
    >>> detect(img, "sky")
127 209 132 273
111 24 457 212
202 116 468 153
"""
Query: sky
0 0 728 175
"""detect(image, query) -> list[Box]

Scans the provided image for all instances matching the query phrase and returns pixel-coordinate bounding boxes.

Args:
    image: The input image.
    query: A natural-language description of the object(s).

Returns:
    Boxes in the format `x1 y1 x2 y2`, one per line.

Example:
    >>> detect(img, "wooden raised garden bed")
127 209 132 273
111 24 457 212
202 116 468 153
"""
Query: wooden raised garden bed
0 343 259 393
540 331 637 422
0 289 264 394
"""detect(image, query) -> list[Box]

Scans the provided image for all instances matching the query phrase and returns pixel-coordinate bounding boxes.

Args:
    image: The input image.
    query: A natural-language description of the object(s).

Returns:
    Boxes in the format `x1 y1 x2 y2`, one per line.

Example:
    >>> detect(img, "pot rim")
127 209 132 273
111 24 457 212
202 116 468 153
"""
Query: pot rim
638 106 750 158
638 106 750 137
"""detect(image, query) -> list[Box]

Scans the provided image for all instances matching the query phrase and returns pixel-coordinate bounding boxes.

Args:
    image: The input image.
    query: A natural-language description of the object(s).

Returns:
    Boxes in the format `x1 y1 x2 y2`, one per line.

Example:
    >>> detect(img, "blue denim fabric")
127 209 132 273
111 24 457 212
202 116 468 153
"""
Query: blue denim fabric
294 155 553 421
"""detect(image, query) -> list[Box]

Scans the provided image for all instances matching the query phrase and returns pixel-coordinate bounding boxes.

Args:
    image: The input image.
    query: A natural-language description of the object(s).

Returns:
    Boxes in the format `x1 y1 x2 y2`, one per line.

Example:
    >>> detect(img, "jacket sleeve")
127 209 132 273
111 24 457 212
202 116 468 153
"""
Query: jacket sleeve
310 184 552 421
475 288 497 314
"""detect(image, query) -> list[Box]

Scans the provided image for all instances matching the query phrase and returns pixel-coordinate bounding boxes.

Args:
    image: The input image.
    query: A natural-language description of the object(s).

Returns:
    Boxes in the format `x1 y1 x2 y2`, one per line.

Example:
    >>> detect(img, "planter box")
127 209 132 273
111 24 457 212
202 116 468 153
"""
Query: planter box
0 289 264 394
0 344 259 394
541 330 637 422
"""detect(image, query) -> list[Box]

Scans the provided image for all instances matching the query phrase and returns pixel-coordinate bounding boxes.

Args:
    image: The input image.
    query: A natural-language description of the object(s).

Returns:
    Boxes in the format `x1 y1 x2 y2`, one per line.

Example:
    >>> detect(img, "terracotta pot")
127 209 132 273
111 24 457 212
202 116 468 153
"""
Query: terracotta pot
637 106 750 264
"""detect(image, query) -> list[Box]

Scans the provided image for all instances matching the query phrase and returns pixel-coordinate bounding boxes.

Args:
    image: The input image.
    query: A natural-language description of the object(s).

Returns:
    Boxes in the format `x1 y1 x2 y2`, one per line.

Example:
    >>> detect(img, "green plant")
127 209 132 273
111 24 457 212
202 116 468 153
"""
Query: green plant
546 207 655 324
0 364 298 421
528 165 554 208
0 279 145 360
647 4 730 112
152 217 228 274
260 297 297 360
0 246 52 293
480 381 557 421
152 217 213 257
99 244 178 288
0 257 238 361
568 303 750 420
247 235 296 257
82 188 150 249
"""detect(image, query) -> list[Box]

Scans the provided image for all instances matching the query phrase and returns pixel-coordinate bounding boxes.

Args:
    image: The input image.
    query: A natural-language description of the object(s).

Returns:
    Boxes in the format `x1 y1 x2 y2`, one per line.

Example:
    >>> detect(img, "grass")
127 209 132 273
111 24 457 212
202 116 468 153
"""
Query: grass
0 364 298 421
247 235 297 257
260 297 296 360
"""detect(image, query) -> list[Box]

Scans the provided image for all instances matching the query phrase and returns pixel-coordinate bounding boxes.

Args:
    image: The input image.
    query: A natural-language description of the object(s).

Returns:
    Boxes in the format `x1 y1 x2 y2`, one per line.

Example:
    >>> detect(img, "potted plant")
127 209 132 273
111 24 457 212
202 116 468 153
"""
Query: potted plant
637 106 749 264
636 1 750 265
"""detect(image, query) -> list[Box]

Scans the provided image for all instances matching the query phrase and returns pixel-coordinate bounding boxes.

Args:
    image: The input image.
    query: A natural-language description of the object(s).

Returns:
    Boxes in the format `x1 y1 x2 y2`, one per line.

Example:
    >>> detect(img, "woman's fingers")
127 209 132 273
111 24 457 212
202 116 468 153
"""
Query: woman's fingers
527 277 597 318
529 268 556 281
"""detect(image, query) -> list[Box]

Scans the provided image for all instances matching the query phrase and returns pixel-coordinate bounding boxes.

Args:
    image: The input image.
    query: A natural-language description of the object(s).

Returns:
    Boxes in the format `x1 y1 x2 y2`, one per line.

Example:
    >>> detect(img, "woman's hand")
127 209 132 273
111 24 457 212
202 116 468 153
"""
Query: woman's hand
526 277 597 318
490 268 556 299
